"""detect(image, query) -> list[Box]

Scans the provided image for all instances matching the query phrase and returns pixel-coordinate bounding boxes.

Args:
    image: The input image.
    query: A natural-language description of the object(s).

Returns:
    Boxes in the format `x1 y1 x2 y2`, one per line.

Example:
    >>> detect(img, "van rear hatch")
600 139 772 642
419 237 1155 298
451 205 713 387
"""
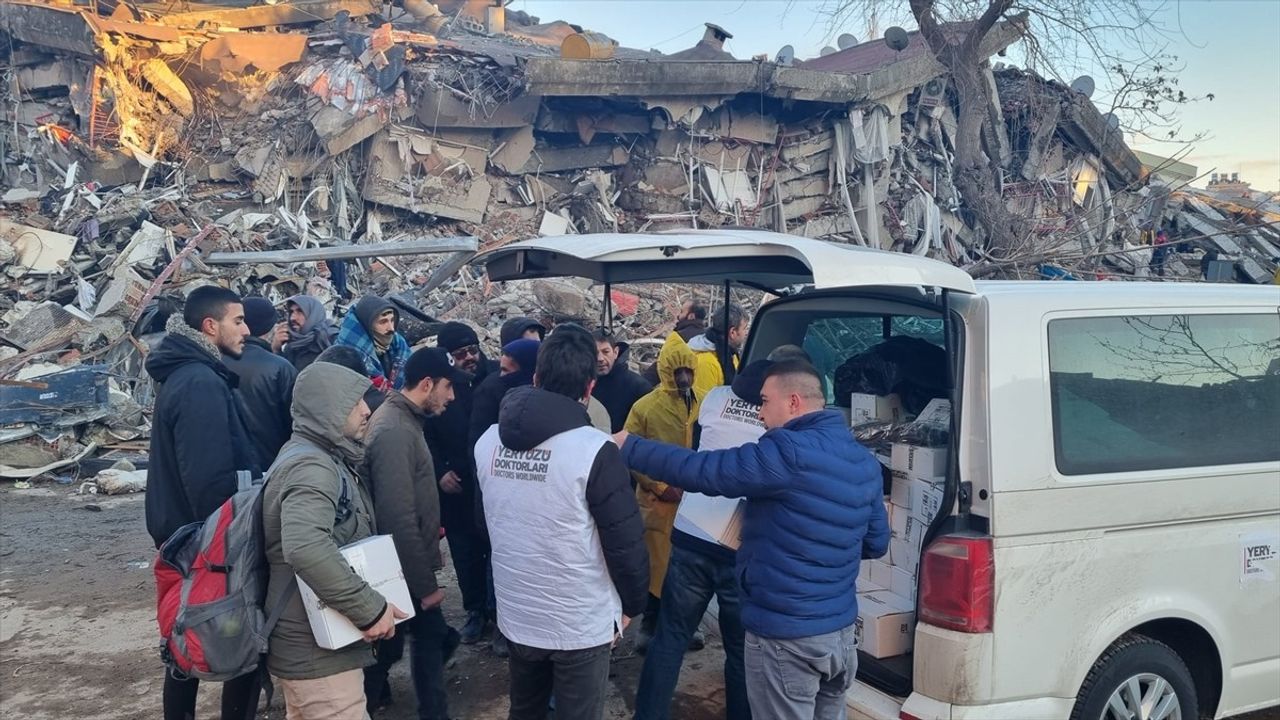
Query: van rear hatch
479 230 977 712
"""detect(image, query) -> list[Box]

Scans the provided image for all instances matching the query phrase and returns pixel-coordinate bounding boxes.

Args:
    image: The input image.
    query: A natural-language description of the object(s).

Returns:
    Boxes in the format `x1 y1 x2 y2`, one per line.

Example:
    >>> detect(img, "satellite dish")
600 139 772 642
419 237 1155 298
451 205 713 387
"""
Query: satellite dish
820 46 836 57
1070 75 1095 98
776 44 795 66
1103 113 1121 131
884 26 909 52
837 33 857 50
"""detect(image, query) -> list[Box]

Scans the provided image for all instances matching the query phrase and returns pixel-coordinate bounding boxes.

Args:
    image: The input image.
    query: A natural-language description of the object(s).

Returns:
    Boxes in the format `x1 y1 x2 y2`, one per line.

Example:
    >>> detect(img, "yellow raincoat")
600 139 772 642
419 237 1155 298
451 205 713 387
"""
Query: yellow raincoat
687 333 739 397
625 332 705 598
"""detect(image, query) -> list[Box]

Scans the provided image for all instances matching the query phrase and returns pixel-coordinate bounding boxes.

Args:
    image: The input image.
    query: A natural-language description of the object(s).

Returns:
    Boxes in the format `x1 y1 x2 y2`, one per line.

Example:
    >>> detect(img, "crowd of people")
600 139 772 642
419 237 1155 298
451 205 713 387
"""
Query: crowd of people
145 286 888 720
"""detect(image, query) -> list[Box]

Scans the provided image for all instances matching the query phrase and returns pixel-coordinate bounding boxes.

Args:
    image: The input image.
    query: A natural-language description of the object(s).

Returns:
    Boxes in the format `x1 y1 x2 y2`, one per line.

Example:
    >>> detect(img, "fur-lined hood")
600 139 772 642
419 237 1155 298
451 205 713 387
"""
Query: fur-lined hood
145 315 236 386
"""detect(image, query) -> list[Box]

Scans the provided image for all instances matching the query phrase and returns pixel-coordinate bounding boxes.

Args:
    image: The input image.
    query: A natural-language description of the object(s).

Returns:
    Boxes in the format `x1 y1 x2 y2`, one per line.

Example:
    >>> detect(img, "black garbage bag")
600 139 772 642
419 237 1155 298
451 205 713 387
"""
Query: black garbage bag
834 336 947 415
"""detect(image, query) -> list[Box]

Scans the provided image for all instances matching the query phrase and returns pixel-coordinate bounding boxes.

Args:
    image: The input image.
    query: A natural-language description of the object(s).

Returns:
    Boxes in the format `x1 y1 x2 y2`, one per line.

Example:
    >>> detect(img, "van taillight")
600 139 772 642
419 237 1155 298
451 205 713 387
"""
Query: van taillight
919 535 994 633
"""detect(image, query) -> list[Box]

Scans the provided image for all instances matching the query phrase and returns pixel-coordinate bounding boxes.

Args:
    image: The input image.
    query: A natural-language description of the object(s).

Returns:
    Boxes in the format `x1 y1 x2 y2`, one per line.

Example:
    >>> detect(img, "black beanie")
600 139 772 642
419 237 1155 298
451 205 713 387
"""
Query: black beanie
242 297 277 338
436 321 480 352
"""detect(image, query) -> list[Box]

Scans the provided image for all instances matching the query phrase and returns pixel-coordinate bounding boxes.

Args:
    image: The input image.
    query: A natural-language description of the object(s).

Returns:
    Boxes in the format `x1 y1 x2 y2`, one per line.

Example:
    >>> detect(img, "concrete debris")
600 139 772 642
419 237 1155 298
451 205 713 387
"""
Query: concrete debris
2 2 1277 483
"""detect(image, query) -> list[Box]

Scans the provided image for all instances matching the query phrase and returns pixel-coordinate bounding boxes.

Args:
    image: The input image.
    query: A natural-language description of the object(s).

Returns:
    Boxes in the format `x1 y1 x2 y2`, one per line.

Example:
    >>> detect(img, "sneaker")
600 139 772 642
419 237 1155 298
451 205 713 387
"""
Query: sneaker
687 629 705 652
460 611 485 645
491 630 510 658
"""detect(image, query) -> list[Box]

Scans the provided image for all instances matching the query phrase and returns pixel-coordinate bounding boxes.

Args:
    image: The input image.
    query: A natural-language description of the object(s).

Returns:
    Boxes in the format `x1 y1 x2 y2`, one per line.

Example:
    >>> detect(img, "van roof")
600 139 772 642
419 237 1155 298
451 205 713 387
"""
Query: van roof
975 280 1280 311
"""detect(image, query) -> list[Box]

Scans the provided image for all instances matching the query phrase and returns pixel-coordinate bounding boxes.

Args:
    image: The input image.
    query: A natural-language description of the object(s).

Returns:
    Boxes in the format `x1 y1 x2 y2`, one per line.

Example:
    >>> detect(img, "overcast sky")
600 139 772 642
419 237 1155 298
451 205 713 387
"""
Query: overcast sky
514 0 1280 192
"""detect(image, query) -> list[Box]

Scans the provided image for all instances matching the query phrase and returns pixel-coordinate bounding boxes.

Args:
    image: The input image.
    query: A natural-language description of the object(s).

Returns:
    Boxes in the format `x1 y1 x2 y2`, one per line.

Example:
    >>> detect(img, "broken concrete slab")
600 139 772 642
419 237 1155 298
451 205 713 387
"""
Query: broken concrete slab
157 0 379 29
310 106 390 156
0 303 87 352
199 33 310 74
1 220 77 276
490 125 536 174
141 60 194 117
516 144 629 175
417 87 541 128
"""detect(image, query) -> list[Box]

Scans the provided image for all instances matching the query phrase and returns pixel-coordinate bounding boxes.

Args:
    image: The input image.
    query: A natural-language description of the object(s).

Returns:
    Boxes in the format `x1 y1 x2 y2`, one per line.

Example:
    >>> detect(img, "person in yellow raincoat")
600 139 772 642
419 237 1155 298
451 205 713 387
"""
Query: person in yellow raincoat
686 303 747 396
625 332 704 653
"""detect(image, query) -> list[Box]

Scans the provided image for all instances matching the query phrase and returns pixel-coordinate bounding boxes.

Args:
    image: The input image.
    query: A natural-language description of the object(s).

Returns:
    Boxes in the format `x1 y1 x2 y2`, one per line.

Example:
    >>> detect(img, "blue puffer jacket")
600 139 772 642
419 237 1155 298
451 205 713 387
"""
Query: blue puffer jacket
622 409 889 639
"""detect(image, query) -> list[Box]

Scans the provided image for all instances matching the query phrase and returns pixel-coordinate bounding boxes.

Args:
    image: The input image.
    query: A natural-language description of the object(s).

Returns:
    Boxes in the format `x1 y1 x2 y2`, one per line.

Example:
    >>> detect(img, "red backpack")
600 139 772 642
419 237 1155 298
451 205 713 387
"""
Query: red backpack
154 445 350 680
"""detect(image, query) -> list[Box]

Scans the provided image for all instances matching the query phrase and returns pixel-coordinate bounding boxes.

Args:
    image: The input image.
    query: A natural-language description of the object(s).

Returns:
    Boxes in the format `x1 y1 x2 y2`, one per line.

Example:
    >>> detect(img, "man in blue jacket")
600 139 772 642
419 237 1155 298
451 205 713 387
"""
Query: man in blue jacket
614 360 889 720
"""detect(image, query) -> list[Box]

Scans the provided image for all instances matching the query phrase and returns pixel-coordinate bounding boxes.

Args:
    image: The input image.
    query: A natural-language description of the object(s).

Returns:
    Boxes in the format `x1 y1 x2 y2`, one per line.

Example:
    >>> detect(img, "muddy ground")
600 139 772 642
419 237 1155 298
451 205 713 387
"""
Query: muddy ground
0 483 728 720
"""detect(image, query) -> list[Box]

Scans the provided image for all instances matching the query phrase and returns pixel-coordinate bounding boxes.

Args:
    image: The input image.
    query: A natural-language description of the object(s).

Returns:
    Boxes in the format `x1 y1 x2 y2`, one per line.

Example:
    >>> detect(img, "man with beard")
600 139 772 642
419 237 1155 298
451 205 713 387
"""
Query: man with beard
145 285 262 720
688 303 748 395
425 322 500 650
591 328 653 434
469 338 541 448
275 295 335 372
363 348 471 718
335 295 411 394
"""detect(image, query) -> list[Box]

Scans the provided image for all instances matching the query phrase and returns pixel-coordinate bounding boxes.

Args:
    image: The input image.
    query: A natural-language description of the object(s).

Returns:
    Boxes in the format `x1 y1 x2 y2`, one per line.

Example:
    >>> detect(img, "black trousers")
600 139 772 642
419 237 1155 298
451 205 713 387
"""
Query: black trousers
162 668 261 720
507 640 612 720
363 607 454 720
446 522 492 617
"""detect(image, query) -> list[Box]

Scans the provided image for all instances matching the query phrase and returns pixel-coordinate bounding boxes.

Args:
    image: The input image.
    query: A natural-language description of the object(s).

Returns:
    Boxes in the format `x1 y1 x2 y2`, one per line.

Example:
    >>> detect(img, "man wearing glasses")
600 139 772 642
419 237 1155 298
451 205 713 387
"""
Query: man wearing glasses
425 322 503 653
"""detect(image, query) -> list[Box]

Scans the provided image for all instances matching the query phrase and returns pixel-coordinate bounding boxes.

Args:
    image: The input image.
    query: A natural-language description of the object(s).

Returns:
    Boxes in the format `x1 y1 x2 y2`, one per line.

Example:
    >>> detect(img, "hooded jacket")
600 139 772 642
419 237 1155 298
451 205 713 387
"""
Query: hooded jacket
335 295 411 391
223 336 297 467
144 315 260 547
641 318 707 385
499 316 545 346
474 385 648 649
624 332 704 598
364 391 443 600
282 295 334 372
688 332 739 396
621 410 889 640
593 341 654 434
263 362 386 680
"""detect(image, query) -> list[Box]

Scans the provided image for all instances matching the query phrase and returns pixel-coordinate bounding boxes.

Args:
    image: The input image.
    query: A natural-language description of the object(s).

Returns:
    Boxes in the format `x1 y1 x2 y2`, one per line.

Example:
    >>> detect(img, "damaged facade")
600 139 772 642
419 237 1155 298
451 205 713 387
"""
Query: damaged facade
2 1 1278 477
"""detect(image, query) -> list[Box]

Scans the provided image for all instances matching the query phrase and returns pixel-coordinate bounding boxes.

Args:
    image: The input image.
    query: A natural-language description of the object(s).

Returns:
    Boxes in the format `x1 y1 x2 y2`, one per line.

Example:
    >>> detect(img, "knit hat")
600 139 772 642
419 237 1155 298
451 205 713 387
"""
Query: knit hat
436 322 480 352
502 338 541 373
242 297 277 338
500 316 546 346
730 359 774 406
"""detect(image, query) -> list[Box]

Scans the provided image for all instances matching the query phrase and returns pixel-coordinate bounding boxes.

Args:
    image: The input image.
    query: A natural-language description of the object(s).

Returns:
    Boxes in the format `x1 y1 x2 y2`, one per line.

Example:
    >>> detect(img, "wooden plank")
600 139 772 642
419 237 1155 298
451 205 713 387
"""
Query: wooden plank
205 237 478 265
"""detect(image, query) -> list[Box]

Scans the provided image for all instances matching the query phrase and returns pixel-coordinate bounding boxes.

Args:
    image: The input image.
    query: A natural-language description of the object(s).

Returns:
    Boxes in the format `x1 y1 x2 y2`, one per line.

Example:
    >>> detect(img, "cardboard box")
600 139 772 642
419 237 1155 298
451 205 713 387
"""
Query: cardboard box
890 504 924 546
891 443 948 480
869 559 893 589
856 574 880 593
298 535 415 650
890 475 945 522
890 564 917 601
673 492 744 550
890 536 920 575
855 591 915 658
850 393 904 426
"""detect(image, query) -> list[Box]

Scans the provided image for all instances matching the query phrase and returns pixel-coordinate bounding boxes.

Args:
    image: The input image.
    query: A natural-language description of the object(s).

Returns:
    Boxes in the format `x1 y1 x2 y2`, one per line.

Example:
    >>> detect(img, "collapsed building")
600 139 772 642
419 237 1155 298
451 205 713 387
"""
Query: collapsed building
2 0 1278 478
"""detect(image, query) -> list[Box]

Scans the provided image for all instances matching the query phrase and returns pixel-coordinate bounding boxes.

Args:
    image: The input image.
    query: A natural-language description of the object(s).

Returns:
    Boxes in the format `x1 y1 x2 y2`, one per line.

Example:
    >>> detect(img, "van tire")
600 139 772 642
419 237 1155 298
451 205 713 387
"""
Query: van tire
1070 633 1199 720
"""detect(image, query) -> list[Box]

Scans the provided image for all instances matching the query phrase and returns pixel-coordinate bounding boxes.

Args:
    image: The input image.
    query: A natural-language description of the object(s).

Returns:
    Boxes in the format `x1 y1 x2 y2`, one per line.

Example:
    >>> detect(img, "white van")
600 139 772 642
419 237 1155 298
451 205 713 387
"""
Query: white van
480 229 1280 720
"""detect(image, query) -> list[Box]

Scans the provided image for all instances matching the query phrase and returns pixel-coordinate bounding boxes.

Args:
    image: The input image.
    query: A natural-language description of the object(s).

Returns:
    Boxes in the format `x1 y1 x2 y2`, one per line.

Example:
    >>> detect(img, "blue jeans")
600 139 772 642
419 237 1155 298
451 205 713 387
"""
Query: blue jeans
743 624 857 720
634 544 751 720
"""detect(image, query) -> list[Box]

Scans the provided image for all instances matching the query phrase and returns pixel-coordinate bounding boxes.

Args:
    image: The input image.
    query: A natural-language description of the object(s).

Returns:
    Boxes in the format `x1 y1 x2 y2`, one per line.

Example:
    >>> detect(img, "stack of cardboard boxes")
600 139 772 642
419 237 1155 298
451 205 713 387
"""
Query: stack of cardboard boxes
850 394 949 659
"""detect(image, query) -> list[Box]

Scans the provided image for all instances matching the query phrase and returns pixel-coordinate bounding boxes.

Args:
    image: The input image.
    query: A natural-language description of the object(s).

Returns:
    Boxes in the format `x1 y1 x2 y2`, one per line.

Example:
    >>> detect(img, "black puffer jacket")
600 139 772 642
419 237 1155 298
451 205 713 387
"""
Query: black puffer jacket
223 336 298 467
145 316 260 547
424 354 498 531
593 342 654 433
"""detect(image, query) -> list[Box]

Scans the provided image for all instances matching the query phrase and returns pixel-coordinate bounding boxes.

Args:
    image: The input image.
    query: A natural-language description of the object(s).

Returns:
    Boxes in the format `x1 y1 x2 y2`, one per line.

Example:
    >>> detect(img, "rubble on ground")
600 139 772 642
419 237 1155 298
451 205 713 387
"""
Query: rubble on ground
2 1 1277 480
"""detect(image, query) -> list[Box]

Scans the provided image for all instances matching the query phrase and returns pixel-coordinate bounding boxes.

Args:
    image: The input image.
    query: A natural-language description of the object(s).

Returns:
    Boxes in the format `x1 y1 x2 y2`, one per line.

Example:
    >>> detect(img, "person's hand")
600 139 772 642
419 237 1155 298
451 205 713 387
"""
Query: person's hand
362 603 408 642
271 323 289 353
421 589 445 610
439 471 463 494
658 486 683 503
614 615 632 647
611 430 629 447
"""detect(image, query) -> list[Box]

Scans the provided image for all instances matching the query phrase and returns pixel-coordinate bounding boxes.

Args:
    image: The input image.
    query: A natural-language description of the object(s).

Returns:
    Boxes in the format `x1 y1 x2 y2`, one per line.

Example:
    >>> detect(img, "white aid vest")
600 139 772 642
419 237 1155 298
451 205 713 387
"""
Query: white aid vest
673 385 766 546
474 424 621 651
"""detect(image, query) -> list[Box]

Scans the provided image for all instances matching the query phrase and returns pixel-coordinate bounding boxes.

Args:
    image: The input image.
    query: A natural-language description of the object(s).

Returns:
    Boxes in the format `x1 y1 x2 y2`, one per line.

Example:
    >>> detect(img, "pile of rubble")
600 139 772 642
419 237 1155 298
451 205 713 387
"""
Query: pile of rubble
3 0 1277 479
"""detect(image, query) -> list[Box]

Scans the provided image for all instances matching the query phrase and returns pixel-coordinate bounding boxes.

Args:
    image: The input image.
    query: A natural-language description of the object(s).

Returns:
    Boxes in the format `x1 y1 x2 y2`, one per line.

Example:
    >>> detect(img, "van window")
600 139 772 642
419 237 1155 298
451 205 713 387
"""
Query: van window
797 315 944 404
1048 313 1280 475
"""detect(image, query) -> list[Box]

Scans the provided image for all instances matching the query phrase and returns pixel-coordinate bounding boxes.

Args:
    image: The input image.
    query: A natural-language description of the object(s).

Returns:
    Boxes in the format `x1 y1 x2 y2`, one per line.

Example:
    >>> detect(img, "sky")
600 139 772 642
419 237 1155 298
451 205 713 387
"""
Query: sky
513 0 1280 192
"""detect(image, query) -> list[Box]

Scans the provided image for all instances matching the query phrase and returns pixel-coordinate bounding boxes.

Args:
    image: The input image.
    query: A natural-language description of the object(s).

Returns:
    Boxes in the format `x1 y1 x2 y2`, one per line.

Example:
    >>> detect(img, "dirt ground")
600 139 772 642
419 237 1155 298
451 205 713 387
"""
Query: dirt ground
0 483 728 720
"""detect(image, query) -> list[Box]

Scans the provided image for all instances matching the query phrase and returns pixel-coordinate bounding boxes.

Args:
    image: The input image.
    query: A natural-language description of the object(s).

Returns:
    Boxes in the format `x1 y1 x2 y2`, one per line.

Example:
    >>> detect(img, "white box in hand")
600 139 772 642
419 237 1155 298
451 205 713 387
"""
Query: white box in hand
674 492 743 550
297 534 415 650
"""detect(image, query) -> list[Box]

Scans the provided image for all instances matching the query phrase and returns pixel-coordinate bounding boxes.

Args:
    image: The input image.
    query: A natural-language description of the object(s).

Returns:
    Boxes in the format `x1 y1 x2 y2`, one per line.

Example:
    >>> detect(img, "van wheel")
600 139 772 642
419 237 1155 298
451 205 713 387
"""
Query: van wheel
1070 633 1198 720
